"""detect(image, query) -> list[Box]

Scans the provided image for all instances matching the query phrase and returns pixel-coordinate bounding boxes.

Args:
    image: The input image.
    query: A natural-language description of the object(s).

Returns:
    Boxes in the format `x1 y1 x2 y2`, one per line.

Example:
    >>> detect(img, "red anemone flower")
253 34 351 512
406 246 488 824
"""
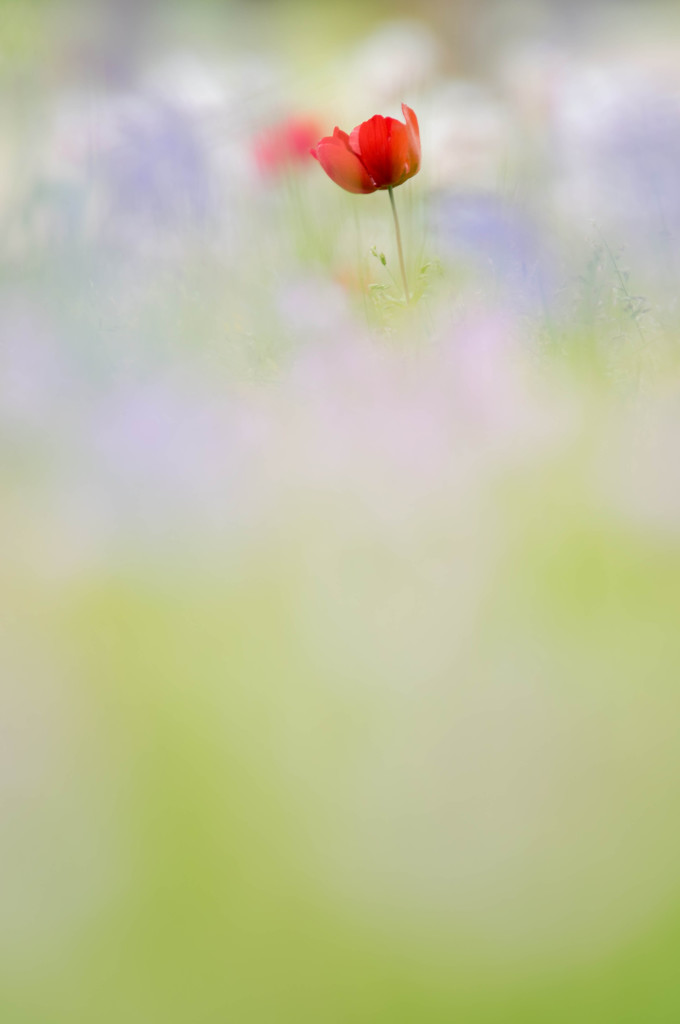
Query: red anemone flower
310 104 420 194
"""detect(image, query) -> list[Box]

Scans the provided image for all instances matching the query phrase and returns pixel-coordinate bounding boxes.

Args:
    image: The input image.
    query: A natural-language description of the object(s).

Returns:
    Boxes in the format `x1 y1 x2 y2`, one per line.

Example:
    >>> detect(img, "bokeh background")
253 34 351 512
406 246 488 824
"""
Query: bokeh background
3 0 680 1020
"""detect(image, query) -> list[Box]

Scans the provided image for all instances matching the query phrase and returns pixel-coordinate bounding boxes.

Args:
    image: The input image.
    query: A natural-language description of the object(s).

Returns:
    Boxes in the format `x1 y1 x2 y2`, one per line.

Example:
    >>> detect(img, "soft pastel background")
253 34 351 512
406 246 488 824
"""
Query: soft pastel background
3 0 680 1021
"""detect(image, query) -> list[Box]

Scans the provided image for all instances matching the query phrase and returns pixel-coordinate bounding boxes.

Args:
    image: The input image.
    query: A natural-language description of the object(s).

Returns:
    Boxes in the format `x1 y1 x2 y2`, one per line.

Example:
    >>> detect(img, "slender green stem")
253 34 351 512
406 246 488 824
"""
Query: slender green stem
388 186 410 304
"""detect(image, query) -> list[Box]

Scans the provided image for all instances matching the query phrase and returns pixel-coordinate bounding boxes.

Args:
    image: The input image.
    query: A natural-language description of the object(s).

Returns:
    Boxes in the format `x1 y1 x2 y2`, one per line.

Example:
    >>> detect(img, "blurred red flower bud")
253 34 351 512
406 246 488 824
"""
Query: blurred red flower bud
311 104 420 194
254 116 321 175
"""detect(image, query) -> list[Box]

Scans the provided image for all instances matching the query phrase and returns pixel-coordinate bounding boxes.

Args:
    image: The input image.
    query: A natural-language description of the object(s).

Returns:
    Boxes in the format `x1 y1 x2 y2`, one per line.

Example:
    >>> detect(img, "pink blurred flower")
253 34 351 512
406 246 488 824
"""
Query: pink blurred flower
254 115 322 175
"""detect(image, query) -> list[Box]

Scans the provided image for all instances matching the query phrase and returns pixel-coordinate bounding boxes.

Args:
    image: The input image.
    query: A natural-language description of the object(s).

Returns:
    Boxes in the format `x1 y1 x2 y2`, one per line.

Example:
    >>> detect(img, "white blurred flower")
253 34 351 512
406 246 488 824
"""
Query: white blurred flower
420 80 514 190
347 19 442 107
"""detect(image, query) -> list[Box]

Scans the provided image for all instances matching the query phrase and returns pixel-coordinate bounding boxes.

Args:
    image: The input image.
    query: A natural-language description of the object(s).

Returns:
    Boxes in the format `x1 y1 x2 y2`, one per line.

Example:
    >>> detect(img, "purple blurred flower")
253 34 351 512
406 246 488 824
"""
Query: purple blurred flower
598 93 680 255
431 192 556 312
100 100 212 231
552 72 680 282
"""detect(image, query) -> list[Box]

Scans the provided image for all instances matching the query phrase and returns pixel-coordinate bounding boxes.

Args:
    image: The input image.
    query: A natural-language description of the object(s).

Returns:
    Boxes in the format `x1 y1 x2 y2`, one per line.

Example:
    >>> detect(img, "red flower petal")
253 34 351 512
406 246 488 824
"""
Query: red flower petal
402 103 421 177
312 130 377 194
354 114 411 189
348 125 362 157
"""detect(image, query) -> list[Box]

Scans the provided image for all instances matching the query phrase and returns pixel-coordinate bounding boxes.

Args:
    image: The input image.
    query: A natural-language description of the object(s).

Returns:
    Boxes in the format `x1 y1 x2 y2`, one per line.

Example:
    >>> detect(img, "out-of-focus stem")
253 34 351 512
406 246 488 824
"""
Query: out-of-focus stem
388 186 410 304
